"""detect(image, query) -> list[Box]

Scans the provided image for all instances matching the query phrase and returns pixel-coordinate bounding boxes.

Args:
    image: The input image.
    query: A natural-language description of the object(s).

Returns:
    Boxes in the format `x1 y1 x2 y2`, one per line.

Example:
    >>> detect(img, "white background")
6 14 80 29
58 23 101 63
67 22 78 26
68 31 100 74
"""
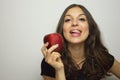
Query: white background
0 0 120 80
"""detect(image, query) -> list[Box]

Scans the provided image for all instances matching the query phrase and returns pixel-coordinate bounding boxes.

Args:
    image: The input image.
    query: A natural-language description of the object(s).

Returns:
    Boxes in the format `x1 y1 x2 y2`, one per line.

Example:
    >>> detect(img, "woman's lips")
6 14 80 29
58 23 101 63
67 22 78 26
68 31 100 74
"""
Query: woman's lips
70 29 81 37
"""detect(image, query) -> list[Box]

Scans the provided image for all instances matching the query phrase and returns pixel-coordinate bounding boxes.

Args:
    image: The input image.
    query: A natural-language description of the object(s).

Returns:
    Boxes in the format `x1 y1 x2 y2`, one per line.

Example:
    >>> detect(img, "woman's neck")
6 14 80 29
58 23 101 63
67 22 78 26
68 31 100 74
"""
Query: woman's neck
68 43 85 61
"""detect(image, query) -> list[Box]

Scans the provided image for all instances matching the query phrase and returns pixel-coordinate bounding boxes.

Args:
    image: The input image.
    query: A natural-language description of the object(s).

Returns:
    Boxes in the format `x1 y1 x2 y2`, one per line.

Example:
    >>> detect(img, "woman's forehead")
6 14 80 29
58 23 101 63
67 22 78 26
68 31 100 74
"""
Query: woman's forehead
65 7 84 15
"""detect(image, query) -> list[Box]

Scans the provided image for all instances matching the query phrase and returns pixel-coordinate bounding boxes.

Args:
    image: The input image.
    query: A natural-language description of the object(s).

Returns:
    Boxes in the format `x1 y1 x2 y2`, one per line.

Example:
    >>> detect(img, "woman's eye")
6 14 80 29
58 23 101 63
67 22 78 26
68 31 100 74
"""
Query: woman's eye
79 18 86 22
64 19 71 22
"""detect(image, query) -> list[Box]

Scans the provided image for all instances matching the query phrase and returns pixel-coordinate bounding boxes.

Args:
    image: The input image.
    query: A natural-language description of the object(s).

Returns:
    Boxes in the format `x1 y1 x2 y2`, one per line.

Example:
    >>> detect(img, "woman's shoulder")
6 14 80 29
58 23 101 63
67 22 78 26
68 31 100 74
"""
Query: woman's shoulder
101 52 115 71
109 59 120 78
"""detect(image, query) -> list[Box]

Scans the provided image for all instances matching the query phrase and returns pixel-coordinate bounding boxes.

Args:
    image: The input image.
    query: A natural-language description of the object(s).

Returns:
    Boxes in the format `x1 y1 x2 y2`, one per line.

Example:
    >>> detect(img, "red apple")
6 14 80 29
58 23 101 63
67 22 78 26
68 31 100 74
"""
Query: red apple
43 33 63 52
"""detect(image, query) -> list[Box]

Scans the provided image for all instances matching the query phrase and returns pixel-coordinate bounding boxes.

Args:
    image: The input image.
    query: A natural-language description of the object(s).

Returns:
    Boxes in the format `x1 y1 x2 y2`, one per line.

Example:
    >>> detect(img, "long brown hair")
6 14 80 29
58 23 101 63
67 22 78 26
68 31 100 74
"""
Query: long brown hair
56 4 112 80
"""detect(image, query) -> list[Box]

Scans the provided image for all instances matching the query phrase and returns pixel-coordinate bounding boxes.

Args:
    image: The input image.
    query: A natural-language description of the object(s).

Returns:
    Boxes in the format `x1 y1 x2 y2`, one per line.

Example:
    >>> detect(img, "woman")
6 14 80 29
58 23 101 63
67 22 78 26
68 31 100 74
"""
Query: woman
41 4 120 80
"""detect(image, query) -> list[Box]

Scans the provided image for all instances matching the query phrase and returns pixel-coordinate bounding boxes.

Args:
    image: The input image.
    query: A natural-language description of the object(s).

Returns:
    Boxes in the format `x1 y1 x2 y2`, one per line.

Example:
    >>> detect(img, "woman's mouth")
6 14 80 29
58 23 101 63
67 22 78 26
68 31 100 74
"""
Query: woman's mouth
70 29 82 37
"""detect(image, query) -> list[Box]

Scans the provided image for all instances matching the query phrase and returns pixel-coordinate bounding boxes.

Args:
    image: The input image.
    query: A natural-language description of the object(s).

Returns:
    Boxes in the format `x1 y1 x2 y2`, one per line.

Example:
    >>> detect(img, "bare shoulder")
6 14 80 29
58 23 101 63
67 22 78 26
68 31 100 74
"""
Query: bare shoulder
42 75 55 80
109 59 120 78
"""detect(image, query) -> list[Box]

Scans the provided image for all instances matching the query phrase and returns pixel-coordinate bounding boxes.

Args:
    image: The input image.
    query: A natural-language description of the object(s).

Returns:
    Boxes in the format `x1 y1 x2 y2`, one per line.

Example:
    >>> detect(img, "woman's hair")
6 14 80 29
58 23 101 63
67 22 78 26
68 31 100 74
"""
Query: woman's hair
56 4 112 80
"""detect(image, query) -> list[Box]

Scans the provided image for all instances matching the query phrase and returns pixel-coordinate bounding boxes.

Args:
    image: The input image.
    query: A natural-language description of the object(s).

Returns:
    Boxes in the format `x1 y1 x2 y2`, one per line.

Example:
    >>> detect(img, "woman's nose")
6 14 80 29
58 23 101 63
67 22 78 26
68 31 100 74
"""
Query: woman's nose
72 20 78 27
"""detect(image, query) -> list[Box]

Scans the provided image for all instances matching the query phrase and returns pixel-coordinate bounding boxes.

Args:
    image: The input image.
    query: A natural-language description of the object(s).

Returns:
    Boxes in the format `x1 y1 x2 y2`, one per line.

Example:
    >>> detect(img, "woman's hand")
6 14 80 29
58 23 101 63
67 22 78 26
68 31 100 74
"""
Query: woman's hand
41 42 64 71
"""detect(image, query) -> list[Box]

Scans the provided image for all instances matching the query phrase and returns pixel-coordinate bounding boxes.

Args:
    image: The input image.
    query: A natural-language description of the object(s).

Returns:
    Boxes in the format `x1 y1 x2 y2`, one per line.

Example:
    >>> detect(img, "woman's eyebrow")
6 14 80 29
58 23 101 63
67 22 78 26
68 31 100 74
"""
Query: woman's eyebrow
65 14 85 17
65 14 71 17
79 14 85 16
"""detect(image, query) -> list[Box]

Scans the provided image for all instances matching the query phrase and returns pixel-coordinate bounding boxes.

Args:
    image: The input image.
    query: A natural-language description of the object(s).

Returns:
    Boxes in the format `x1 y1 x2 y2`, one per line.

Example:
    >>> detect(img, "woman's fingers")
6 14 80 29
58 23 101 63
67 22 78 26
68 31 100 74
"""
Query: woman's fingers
41 42 49 57
45 44 60 60
45 44 58 57
45 52 61 66
51 52 61 61
41 43 59 58
47 44 59 53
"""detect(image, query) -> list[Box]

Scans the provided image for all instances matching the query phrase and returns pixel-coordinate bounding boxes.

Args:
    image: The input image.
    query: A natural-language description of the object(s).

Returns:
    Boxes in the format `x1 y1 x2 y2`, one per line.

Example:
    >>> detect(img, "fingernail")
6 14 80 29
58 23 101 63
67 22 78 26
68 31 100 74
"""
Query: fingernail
46 42 49 45
55 44 59 47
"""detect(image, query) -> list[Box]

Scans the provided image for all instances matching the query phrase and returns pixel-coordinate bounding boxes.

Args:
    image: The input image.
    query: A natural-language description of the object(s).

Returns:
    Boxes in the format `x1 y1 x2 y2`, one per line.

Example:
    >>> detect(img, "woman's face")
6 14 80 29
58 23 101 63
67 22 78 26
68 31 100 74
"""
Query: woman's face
63 7 89 44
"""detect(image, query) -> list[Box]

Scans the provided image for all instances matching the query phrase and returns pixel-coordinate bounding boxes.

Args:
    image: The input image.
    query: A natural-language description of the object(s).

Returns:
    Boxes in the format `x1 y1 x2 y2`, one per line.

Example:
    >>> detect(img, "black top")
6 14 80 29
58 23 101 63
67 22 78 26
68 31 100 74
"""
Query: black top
41 54 114 80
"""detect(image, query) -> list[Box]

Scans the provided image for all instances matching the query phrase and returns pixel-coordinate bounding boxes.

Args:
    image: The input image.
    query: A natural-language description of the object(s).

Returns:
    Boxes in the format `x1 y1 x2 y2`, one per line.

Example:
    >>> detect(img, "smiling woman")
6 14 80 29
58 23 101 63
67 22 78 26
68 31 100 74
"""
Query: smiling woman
40 4 120 80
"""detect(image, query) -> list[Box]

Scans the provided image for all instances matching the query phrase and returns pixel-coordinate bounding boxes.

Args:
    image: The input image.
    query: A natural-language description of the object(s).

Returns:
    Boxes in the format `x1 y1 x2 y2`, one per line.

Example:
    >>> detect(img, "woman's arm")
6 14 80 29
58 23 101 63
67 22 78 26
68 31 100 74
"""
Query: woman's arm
109 59 120 78
56 68 66 80
43 76 55 80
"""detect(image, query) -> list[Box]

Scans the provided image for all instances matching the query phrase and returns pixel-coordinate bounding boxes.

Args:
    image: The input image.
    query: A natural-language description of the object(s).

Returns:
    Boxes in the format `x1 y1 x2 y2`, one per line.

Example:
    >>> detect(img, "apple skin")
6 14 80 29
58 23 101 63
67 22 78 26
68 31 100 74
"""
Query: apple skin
43 33 63 52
